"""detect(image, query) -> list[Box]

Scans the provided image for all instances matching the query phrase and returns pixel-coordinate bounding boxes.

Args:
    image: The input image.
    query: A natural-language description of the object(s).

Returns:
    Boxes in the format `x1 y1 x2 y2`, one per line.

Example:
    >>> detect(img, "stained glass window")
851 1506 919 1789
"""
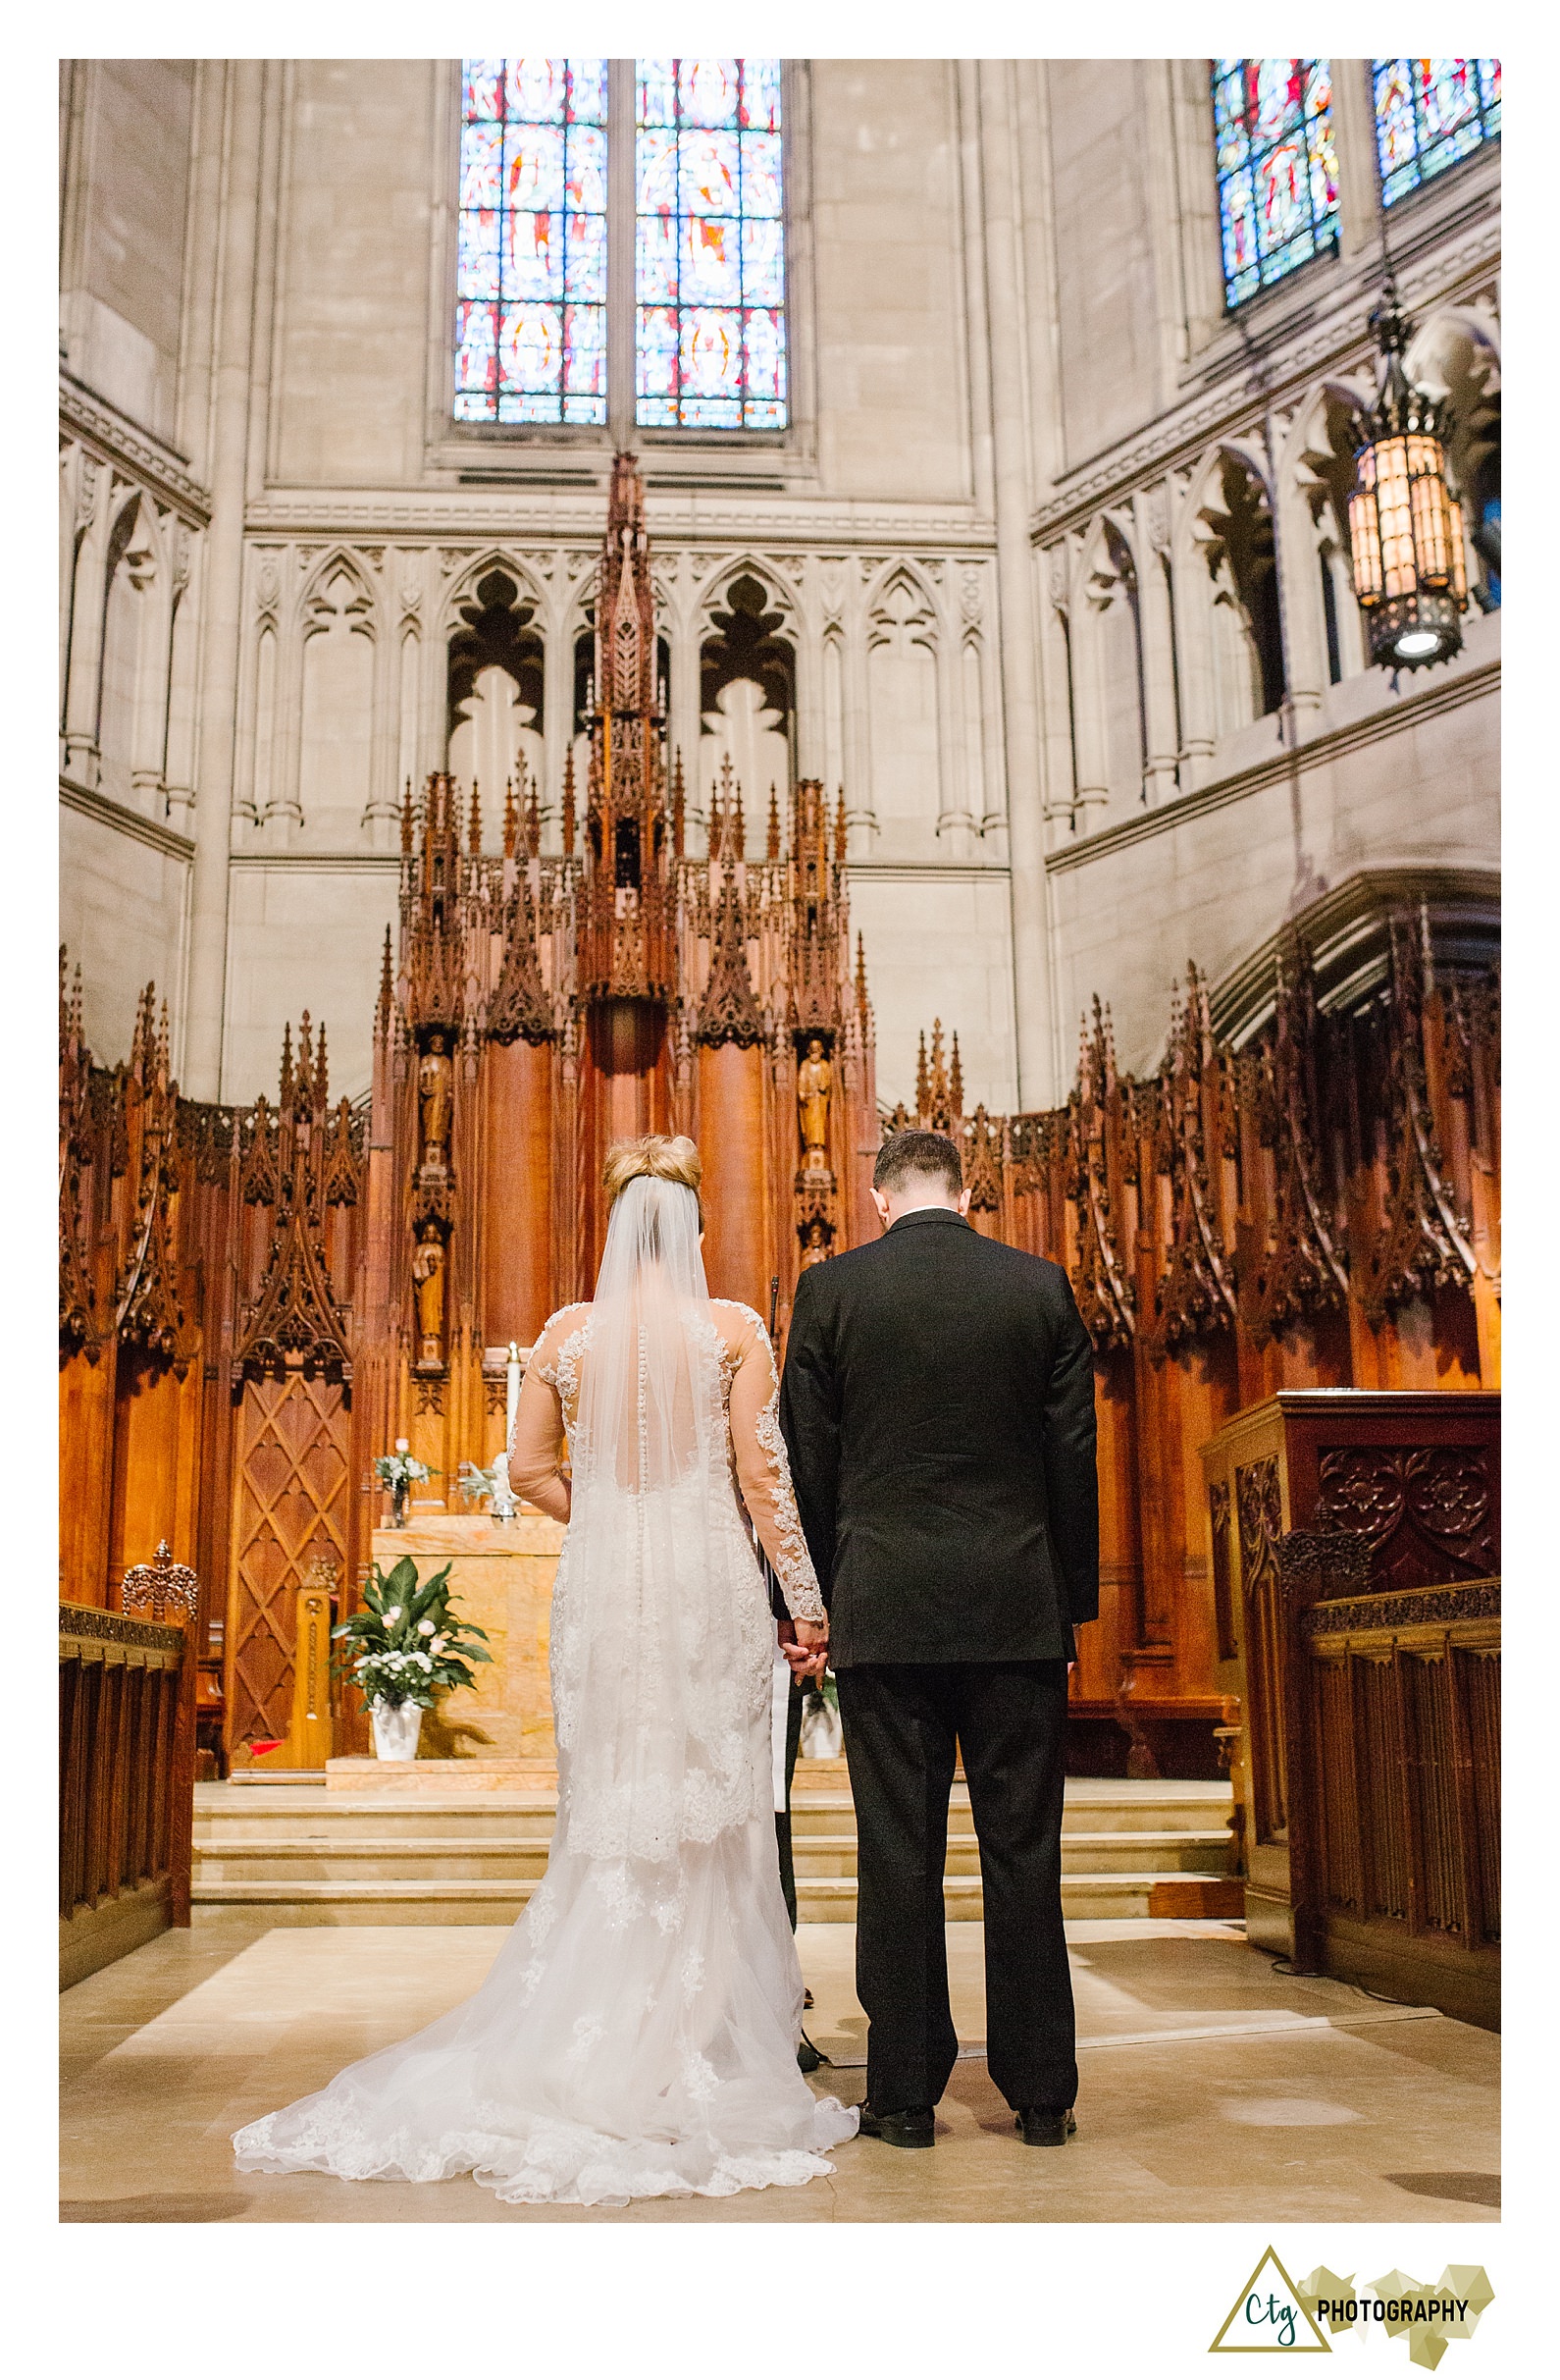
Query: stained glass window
635 58 787 429
454 58 608 425
1212 59 1339 310
1373 60 1501 207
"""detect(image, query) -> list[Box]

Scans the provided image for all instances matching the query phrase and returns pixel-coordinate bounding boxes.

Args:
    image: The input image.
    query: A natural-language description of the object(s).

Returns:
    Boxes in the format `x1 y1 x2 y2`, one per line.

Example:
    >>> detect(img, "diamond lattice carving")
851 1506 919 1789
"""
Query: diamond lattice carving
230 1374 349 1748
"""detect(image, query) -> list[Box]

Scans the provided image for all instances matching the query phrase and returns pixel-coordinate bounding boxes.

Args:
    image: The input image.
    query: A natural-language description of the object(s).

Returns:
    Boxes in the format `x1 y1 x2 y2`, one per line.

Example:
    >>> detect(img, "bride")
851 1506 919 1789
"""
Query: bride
233 1135 858 2207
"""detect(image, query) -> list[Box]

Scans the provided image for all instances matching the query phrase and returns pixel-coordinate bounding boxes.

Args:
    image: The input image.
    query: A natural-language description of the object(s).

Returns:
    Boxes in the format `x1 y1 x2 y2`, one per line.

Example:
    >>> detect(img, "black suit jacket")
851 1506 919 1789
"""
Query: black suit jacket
778 1208 1099 1667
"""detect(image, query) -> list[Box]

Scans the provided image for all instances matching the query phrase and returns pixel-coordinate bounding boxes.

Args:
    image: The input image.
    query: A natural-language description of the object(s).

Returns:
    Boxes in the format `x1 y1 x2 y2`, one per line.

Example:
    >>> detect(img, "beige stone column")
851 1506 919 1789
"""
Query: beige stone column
934 624 972 845
541 596 572 832
1133 485 1181 805
793 577 823 784
1171 515 1220 791
1070 582 1112 831
183 60 266 1098
1036 559 1078 833
1331 60 1383 264
956 62 997 519
843 571 871 848
130 534 178 807
668 576 702 836
975 59 1056 1110
59 446 80 715
1274 450 1329 731
62 462 110 786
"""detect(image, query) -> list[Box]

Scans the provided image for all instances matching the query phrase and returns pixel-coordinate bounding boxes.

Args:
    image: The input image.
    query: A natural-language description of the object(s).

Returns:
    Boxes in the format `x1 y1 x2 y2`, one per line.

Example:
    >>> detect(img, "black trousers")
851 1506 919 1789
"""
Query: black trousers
773 1671 805 1930
836 1660 1076 2115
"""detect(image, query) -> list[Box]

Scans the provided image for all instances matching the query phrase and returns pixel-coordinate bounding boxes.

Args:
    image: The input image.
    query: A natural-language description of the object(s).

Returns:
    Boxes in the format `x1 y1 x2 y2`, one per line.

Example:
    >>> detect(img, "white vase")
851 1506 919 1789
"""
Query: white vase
370 1699 424 1761
800 1692 843 1761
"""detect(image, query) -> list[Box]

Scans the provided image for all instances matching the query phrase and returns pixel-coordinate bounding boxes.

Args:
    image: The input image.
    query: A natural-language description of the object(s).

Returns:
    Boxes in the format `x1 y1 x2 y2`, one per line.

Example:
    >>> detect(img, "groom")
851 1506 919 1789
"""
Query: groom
779 1128 1098 2150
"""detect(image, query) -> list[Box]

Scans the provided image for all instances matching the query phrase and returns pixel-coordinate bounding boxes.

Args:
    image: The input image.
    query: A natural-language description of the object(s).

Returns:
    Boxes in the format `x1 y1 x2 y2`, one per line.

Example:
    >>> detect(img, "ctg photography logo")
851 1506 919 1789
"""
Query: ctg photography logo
1211 2249 1329 2353
1210 2248 1494 2366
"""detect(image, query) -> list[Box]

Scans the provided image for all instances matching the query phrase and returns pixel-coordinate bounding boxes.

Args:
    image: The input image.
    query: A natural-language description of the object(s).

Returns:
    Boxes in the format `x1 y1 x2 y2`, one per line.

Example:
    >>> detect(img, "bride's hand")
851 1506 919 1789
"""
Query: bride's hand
790 1618 829 1681
779 1616 829 1680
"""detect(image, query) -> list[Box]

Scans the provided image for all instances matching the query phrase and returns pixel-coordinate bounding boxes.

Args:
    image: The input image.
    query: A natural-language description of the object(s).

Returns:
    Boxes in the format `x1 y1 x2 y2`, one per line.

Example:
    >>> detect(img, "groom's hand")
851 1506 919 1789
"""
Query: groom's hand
778 1616 829 1680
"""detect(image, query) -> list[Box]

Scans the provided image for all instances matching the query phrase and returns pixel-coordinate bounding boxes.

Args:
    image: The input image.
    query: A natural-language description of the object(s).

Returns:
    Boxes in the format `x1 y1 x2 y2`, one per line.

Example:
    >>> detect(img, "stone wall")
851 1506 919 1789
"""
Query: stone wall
59 57 1499 1113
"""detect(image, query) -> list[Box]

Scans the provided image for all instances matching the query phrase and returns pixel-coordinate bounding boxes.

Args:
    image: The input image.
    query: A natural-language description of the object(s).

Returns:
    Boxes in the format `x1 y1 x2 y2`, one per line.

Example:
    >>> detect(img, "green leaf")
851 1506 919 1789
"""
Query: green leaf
385 1555 418 1600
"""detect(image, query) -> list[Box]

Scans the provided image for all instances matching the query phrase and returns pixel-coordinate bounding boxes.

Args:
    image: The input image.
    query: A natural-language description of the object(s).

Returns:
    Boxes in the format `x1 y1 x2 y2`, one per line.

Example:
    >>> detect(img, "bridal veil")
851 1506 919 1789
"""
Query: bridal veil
233 1172 856 2206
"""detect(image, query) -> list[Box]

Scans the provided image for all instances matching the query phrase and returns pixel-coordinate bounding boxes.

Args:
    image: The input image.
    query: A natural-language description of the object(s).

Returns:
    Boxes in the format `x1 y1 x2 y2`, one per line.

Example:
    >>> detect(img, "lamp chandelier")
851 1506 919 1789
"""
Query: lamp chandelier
1347 279 1469 671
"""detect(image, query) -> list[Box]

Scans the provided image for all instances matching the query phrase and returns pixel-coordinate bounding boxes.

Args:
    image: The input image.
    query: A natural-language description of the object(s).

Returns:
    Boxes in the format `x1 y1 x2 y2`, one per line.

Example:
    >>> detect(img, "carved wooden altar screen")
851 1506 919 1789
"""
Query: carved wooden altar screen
59 457 877 1767
60 457 1498 1774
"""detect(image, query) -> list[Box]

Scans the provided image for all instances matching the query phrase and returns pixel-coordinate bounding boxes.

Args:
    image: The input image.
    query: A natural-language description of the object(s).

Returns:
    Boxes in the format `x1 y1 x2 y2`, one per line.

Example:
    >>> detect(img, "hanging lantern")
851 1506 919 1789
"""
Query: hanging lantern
1347 282 1469 670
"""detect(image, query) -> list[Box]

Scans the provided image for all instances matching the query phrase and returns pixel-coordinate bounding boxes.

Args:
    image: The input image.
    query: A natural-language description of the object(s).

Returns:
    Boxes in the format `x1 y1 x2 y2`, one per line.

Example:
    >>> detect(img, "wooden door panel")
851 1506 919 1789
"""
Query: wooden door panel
229 1375 349 1756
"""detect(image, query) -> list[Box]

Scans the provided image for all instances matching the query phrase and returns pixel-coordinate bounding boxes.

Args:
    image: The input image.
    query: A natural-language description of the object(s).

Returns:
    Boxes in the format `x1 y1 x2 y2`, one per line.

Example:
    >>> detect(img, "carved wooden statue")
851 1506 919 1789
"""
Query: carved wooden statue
411 1224 445 1365
418 1032 453 1163
800 1218 831 1268
797 1036 833 1168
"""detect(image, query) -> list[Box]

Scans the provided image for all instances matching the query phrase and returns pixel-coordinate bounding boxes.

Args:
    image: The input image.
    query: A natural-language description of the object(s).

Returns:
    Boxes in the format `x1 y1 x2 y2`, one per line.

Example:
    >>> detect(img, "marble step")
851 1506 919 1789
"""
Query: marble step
190 1870 1232 1926
194 1795 560 1845
190 1824 1231 1887
194 1778 1233 1842
191 1775 1236 1924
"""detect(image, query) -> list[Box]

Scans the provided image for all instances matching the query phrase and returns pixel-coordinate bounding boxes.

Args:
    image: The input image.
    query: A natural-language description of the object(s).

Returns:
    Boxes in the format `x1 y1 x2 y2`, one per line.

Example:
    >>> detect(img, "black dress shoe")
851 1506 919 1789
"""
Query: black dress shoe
1014 2105 1077 2147
858 2103 936 2149
797 2034 823 2074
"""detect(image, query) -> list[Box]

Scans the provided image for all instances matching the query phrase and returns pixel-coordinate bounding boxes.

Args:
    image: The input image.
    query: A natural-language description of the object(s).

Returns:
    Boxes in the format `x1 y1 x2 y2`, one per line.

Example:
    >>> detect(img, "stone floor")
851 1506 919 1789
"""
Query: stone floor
59 1919 1499 2224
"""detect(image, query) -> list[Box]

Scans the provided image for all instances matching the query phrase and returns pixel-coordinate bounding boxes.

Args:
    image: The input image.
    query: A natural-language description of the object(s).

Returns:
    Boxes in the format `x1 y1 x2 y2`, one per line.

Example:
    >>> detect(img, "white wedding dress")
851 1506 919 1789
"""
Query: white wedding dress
233 1176 857 2207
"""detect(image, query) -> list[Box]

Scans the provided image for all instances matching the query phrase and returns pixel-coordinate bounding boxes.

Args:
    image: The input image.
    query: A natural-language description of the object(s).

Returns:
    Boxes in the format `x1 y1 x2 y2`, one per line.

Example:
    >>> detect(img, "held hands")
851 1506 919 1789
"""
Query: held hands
777 1615 830 1684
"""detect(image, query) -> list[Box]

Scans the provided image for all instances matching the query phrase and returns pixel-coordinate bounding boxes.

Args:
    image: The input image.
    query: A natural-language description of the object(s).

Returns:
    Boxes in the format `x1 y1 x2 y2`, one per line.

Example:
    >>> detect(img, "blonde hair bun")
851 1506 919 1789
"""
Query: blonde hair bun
602 1135 703 1208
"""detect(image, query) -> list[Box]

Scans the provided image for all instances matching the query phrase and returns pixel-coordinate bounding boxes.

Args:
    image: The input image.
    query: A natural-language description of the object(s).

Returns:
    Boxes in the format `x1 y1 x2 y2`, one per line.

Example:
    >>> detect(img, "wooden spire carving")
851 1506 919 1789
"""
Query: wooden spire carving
561 745 576 856
487 866 555 1045
913 1020 960 1133
404 772 466 1033
789 778 848 1038
59 953 101 1358
579 453 673 1002
115 984 184 1359
233 1014 355 1384
1357 911 1480 1325
1150 966 1239 1352
1238 934 1348 1346
1064 999 1135 1349
698 864 765 1048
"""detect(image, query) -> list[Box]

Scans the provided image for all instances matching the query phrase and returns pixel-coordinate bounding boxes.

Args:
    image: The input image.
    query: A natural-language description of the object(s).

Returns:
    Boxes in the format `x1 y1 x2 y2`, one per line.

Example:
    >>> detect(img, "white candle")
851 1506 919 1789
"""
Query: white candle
505 1342 522 1450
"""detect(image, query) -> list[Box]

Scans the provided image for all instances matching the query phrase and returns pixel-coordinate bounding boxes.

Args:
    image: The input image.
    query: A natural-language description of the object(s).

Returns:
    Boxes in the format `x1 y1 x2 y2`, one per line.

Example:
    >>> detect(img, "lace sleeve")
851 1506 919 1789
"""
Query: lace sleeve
508 1309 581 1525
727 1312 826 1625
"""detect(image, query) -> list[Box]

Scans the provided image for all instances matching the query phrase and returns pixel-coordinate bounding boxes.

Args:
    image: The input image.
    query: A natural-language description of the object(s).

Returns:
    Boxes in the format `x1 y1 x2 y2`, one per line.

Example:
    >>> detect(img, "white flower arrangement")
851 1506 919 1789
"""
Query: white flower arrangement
332 1555 492 1712
374 1449 437 1492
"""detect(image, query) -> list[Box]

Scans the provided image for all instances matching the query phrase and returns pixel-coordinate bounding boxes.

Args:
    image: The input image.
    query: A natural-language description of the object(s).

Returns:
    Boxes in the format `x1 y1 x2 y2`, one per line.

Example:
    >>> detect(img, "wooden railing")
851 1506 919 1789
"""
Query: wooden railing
59 1601 196 1989
1280 1543 1499 2031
